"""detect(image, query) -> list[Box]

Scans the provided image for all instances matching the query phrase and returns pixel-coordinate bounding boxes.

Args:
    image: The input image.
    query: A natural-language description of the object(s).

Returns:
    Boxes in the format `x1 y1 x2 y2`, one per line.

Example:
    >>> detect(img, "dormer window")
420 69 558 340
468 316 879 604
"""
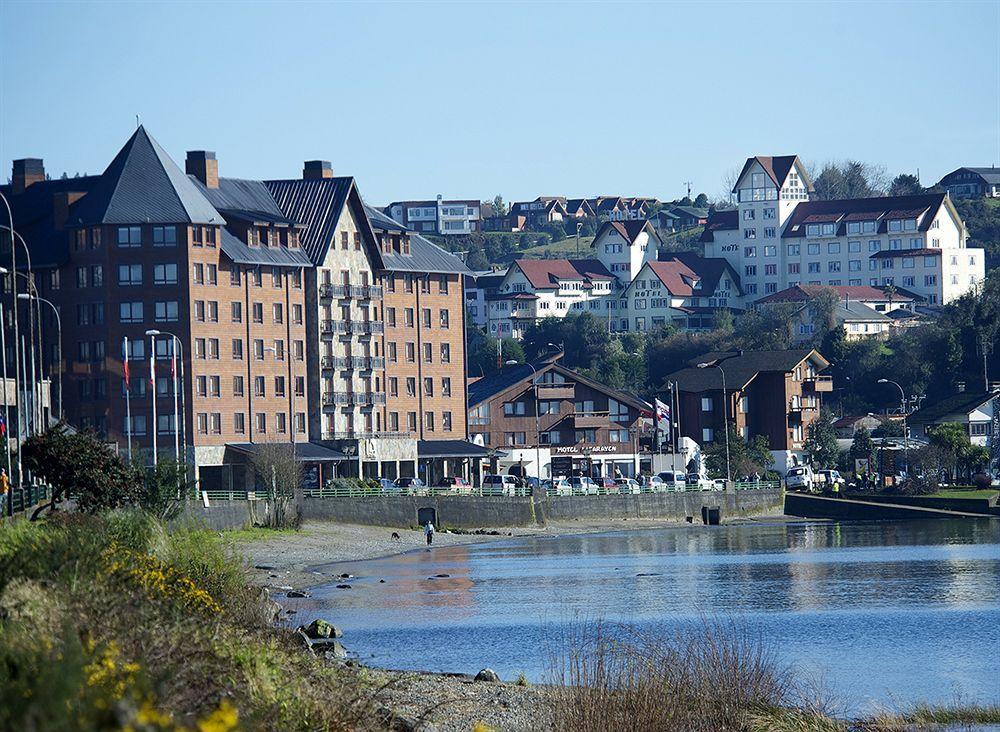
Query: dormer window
258 228 268 246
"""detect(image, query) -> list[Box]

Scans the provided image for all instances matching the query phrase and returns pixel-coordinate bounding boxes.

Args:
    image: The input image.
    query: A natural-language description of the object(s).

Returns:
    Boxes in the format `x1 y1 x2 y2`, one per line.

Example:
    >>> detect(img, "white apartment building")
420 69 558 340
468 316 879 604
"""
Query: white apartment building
615 255 745 333
702 155 985 306
385 196 481 235
485 259 615 339
593 219 661 282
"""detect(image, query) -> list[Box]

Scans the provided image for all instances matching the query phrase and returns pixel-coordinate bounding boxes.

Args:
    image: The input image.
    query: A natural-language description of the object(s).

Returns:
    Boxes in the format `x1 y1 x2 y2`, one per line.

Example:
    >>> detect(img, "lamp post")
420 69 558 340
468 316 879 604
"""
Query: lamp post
878 378 908 476
697 356 737 482
575 221 583 257
146 330 185 466
18 291 61 421
507 359 542 487
0 268 10 509
0 197 24 489
13 274 40 438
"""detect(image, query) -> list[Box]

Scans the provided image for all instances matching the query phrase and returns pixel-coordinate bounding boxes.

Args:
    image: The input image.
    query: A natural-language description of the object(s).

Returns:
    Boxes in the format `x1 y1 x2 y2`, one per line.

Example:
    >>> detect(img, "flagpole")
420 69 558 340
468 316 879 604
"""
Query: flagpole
124 336 133 462
150 334 157 466
0 301 10 509
171 337 179 464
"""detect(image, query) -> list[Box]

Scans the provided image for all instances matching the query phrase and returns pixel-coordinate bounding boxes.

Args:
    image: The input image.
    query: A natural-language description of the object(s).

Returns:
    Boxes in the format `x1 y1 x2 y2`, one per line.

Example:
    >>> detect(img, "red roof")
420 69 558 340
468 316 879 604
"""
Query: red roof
755 284 917 305
513 258 613 289
644 260 700 295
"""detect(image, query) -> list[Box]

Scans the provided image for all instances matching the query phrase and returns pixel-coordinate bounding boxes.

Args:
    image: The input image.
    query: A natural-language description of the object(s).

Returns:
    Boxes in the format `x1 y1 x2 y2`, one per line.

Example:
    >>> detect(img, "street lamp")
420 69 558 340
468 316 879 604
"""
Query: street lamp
878 378 908 475
17 291 61 421
0 266 12 502
697 358 734 481
507 359 542 488
13 274 41 438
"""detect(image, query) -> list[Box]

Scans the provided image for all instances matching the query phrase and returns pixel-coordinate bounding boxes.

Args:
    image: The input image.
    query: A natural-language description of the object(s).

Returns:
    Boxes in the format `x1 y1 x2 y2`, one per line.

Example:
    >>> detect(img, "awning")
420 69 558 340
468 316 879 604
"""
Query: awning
417 439 495 459
225 442 348 463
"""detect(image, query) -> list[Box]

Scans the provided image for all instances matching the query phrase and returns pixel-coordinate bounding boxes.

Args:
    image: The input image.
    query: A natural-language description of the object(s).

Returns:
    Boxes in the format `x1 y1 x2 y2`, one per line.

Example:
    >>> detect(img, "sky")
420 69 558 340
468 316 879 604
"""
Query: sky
1 1 998 205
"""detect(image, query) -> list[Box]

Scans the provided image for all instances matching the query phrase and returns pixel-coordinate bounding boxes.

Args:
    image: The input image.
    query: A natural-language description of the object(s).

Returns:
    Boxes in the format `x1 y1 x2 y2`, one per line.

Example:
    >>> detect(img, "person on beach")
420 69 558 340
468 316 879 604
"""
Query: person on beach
424 520 435 545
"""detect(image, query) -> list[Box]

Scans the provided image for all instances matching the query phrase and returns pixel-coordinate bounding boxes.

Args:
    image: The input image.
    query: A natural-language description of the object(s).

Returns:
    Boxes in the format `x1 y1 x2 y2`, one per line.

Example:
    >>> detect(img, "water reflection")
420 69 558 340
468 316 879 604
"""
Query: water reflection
306 520 1000 713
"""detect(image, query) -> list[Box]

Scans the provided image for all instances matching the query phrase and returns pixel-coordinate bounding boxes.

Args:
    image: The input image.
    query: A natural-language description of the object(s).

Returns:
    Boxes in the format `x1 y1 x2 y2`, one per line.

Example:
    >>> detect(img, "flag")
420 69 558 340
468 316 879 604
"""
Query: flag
149 342 156 389
0 413 6 438
123 337 130 389
655 397 671 440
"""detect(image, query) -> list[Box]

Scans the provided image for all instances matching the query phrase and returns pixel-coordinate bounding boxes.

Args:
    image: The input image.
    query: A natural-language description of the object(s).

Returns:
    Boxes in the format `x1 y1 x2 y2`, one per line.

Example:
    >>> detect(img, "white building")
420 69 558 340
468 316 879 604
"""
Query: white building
593 219 661 282
385 196 481 235
702 155 985 306
908 386 999 447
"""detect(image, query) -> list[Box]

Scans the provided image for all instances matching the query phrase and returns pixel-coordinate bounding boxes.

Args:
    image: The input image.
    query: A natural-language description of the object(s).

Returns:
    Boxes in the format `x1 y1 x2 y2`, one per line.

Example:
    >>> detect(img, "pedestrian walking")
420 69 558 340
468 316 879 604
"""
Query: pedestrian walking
0 468 9 516
424 520 435 546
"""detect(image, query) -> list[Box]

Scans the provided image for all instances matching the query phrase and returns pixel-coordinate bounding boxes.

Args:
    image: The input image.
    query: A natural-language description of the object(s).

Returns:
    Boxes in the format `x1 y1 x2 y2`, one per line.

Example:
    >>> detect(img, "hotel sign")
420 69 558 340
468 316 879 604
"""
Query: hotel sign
554 445 620 454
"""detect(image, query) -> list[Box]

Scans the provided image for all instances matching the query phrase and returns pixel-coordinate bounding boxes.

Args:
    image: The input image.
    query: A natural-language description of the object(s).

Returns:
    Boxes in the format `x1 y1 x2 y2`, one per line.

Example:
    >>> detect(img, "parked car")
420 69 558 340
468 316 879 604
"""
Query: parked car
482 474 517 496
543 478 572 496
686 473 714 491
657 471 687 492
641 475 667 493
596 477 618 492
394 477 426 494
569 476 599 495
436 476 472 493
615 478 641 494
712 479 727 491
785 466 814 491
377 477 397 492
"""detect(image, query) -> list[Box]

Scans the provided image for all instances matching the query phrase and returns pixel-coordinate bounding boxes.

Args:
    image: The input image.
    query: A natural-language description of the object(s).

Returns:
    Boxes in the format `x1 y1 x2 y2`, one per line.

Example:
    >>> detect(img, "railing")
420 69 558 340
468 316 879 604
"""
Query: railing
321 320 349 334
349 356 385 370
803 375 834 392
322 392 351 406
328 430 412 440
349 284 383 300
348 321 384 335
734 480 780 491
319 283 349 299
4 483 52 515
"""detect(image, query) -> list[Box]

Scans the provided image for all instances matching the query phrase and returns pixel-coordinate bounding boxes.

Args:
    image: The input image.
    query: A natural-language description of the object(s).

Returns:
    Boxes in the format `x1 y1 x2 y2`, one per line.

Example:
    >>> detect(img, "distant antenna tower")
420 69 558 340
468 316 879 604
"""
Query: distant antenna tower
684 180 693 198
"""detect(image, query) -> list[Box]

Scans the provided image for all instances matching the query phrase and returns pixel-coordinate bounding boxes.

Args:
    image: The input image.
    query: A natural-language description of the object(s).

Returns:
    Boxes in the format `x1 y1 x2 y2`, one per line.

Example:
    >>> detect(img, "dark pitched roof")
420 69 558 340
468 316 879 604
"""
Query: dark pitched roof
909 391 998 424
732 155 808 193
670 252 743 296
363 204 470 275
755 284 918 305
69 126 221 226
226 441 347 462
219 229 311 268
467 359 646 411
669 205 709 219
417 439 493 458
783 193 947 238
365 205 408 233
664 349 828 392
699 209 739 242
264 177 356 263
870 247 943 258
192 177 290 221
825 300 890 323
940 167 1000 186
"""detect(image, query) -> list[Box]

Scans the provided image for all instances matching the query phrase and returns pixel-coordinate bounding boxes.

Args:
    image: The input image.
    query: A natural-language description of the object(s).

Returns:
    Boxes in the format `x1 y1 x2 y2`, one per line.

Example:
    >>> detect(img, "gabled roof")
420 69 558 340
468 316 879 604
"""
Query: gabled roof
756 284 918 305
671 252 743 296
566 198 595 216
940 167 1000 186
595 218 658 246
822 300 890 324
909 390 998 425
364 205 471 275
467 358 647 411
264 176 358 263
732 155 809 193
664 349 828 393
70 126 222 226
783 193 947 238
512 258 613 289
669 205 710 219
699 209 739 242
639 259 701 296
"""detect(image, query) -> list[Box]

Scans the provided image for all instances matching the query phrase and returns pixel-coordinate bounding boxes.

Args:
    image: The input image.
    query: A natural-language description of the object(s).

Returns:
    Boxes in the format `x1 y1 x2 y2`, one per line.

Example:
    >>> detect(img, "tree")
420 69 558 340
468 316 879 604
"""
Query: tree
249 442 302 527
465 247 489 271
467 328 525 377
141 458 193 520
806 287 841 342
492 195 507 217
703 427 773 478
811 160 888 200
693 193 709 208
804 414 840 468
889 173 924 197
872 419 904 438
22 426 144 517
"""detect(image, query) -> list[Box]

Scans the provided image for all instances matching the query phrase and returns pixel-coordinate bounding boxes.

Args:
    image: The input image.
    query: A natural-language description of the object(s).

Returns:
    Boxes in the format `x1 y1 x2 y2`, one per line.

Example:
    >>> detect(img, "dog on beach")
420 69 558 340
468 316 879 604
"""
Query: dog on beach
390 532 401 541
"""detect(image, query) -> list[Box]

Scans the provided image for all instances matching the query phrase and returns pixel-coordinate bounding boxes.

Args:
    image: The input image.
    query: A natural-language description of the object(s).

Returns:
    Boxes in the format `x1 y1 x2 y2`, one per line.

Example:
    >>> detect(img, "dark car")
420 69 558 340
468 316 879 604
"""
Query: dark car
435 476 471 492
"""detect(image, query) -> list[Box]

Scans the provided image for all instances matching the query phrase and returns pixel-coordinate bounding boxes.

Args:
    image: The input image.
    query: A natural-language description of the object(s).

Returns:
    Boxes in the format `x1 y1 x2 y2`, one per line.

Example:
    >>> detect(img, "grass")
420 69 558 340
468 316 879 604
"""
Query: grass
516 235 595 259
929 488 998 500
0 511 380 731
215 525 300 544
861 702 1000 730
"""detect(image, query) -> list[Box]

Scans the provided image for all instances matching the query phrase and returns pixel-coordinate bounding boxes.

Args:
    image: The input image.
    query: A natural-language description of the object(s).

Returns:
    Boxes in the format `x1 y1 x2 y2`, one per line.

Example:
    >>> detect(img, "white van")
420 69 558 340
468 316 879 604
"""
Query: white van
657 471 687 492
785 466 814 491
482 474 517 496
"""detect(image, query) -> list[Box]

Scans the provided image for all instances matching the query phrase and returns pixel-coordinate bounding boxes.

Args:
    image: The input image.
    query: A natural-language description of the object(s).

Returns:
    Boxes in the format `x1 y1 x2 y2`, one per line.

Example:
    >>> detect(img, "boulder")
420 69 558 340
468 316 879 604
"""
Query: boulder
336 584 352 590
474 668 500 683
313 638 348 659
287 590 310 598
304 619 342 639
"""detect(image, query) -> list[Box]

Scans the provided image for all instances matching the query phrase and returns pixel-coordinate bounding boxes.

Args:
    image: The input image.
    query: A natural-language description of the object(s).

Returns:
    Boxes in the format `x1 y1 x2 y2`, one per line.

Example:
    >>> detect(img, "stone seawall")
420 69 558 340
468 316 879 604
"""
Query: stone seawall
784 492 995 520
301 488 783 529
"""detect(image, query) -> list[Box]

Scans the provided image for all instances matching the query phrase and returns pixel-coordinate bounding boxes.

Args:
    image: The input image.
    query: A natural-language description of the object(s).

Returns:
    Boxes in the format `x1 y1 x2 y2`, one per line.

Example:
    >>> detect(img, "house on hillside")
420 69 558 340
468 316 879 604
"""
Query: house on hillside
592 219 661 283
662 349 832 473
938 167 1000 199
907 385 1000 447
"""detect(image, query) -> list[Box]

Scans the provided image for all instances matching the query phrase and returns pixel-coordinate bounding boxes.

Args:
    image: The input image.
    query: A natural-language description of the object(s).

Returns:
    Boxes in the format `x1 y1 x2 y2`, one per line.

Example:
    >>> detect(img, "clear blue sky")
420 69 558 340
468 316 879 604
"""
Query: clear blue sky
2 1 998 205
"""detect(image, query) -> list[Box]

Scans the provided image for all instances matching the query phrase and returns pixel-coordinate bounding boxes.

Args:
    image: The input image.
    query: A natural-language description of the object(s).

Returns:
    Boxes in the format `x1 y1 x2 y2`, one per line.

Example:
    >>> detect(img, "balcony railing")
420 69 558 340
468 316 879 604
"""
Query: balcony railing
348 356 385 370
319 283 383 300
803 375 834 392
323 391 351 406
537 384 575 400
349 284 383 300
348 321 384 335
319 283 349 299
328 430 411 440
321 319 349 334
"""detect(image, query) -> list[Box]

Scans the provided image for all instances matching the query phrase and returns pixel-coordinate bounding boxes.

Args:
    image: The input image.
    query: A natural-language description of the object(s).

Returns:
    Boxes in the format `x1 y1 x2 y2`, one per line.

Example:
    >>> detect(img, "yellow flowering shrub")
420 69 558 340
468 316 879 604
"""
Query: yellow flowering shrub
100 543 222 615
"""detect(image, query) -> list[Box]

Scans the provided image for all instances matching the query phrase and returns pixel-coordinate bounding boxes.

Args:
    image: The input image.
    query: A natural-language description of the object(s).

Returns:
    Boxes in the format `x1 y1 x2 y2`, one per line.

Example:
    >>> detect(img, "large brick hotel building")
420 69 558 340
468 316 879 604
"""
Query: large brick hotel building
0 127 486 489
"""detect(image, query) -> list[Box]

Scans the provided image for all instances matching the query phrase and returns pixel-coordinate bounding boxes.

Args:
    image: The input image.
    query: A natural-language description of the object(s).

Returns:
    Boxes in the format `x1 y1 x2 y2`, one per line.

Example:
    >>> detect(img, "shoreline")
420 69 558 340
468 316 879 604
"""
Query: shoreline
234 512 795 592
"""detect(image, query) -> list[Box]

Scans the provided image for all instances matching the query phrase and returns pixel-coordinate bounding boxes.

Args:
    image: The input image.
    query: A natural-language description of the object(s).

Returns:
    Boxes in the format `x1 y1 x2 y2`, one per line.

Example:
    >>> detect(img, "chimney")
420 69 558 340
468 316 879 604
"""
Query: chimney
303 160 332 179
12 158 44 194
52 191 86 230
185 151 218 188
956 381 966 393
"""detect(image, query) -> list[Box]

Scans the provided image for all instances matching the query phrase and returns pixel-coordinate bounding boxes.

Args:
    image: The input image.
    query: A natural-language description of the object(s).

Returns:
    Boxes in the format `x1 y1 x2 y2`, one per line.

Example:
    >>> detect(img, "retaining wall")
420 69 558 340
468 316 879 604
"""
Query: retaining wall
301 488 783 529
842 492 999 516
174 500 295 531
784 492 993 521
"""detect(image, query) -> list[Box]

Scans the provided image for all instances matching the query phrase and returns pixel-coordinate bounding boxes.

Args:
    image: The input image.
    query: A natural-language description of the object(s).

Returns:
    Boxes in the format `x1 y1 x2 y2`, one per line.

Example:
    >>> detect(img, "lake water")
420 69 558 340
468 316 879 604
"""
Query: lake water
300 519 1000 715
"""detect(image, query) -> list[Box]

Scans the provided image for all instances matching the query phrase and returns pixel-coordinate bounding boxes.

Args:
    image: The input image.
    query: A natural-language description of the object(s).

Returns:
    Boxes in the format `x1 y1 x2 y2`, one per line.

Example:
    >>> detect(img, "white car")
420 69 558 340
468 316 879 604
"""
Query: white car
569 477 599 495
686 473 715 491
482 474 517 496
712 479 727 491
546 478 572 496
614 478 641 494
657 471 687 492
785 466 814 491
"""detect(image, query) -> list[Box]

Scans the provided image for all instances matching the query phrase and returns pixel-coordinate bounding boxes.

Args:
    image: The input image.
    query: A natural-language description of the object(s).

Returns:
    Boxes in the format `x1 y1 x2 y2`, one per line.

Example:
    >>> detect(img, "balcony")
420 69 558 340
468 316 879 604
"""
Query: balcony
573 411 610 429
321 355 350 370
349 284 383 300
319 283 349 299
321 319 349 335
347 321 384 336
322 391 352 406
803 375 834 393
537 384 575 400
348 356 385 370
329 430 411 440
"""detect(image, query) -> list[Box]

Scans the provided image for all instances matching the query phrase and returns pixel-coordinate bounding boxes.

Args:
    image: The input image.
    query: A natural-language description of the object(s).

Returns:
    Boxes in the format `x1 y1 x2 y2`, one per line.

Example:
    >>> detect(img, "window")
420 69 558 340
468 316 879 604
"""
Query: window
233 375 244 397
152 226 176 247
702 427 714 442
869 240 881 252
405 342 415 362
256 413 267 434
440 343 451 363
207 264 217 285
506 432 526 446
154 301 178 322
787 244 800 256
808 243 820 255
231 302 242 322
274 376 286 397
232 339 243 360
743 209 755 221
425 411 435 432
273 303 283 323
292 304 303 324
828 242 841 254
119 301 143 323
423 377 434 396
743 228 756 239
207 301 218 322
924 275 937 286
406 377 416 397
442 377 452 397
252 302 263 323
788 263 800 275
230 267 241 286
828 261 841 272
117 226 141 247
442 411 453 432
745 265 756 276
701 397 713 412
118 264 142 286
153 263 177 285
423 342 433 363
439 310 449 328
422 308 431 328
192 263 204 284
504 401 527 416
234 413 245 434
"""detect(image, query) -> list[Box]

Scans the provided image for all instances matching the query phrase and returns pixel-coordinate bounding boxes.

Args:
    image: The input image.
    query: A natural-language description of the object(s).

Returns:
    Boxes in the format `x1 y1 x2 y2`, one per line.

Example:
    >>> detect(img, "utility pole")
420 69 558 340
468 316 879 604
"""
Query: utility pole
979 334 992 392
684 181 693 199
